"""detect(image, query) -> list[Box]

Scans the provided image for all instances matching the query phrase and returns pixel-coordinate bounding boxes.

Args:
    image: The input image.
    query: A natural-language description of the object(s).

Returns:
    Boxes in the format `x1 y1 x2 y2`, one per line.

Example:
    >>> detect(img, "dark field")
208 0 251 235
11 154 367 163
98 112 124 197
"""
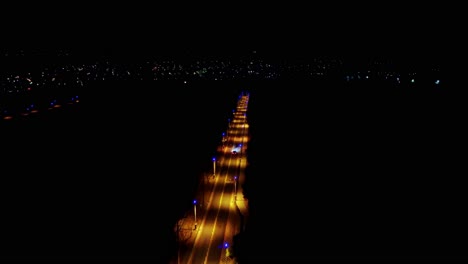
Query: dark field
2 77 464 263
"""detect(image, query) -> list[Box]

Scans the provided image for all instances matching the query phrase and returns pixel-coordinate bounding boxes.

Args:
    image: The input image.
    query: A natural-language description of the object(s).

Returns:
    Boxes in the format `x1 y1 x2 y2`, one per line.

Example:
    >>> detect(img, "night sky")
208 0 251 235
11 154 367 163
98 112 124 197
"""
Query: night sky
1 2 456 61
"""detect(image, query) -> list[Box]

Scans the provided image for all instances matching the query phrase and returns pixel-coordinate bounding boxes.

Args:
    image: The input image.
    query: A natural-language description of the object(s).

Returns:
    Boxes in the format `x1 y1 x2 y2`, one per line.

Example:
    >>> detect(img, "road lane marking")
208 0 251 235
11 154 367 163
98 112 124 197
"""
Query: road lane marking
187 154 233 264
204 165 231 264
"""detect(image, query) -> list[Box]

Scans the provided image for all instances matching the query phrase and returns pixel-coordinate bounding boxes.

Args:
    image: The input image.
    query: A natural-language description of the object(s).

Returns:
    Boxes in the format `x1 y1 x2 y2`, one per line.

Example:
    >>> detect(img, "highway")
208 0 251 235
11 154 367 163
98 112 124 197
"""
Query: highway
174 92 249 264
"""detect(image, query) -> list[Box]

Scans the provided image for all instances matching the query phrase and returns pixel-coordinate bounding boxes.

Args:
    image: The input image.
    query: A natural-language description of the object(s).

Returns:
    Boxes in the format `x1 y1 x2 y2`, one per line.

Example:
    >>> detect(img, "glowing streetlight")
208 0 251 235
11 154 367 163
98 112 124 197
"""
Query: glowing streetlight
224 242 231 261
212 157 216 177
234 176 237 200
193 199 197 229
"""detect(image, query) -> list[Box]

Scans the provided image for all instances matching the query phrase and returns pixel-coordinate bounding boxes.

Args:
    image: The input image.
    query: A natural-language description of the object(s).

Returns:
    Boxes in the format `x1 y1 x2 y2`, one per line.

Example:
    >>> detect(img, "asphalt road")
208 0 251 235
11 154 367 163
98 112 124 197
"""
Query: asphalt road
175 94 249 264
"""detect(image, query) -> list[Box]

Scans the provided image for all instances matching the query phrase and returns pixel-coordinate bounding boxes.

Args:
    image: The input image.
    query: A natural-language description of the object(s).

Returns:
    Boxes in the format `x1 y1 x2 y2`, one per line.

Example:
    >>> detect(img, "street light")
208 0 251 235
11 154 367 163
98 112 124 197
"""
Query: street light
223 242 231 262
234 176 237 200
212 157 216 177
176 220 181 264
193 199 197 229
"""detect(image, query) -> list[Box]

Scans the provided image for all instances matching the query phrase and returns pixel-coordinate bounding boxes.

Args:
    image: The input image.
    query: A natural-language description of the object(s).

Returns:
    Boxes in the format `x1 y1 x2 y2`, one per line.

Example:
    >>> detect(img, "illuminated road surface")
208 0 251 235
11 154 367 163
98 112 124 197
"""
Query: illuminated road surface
175 93 249 264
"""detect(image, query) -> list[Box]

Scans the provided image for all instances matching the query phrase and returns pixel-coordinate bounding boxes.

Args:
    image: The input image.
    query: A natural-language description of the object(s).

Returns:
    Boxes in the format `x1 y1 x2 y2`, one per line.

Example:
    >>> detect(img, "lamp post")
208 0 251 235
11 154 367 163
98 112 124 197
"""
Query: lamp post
202 173 205 208
234 176 237 201
193 199 197 230
212 157 216 178
177 220 181 264
223 242 230 262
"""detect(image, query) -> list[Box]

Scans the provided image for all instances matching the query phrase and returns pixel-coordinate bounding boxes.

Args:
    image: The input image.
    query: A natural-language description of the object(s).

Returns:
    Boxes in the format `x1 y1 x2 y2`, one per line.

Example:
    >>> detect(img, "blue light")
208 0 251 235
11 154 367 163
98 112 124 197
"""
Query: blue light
224 242 229 248
193 200 197 204
222 133 225 136
212 157 216 162
234 176 237 180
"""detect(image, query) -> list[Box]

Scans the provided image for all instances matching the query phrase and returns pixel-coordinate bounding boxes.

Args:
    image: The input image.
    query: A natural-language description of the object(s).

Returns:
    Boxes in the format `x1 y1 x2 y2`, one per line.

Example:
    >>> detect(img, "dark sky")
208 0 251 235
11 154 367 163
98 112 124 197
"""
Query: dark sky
2 2 456 62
